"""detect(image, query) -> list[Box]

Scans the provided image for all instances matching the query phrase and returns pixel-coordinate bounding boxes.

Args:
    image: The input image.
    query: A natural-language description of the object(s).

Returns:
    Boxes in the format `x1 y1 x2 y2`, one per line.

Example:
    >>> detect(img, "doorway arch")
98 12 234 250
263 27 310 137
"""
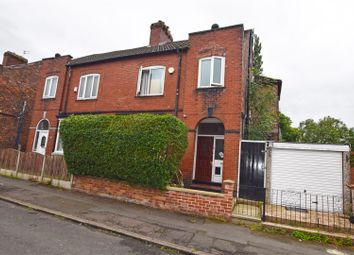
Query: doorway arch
193 118 225 184
33 119 50 155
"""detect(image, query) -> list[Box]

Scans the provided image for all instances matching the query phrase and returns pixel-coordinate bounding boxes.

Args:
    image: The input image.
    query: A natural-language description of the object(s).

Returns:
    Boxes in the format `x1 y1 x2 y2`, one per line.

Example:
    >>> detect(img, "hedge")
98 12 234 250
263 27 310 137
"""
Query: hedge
60 114 188 189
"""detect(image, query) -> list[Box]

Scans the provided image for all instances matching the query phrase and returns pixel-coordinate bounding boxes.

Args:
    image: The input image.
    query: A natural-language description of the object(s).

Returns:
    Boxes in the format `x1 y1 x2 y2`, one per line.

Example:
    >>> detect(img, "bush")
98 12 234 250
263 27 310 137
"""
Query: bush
60 114 188 189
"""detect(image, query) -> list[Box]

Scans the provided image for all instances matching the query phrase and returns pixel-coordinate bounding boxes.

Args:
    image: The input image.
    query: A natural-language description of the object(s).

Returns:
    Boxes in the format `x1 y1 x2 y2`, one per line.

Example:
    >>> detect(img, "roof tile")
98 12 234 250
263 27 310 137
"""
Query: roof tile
68 40 189 66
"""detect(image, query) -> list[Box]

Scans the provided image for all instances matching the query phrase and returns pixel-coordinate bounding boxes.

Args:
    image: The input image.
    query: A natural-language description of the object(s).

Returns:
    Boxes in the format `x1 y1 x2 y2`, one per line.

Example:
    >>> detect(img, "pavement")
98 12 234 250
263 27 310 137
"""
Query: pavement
0 175 352 255
0 199 174 255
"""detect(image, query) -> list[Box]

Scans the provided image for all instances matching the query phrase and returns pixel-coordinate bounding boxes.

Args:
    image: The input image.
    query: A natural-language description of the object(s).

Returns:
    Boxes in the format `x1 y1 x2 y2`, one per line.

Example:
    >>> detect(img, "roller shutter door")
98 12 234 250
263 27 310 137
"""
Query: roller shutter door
270 147 343 212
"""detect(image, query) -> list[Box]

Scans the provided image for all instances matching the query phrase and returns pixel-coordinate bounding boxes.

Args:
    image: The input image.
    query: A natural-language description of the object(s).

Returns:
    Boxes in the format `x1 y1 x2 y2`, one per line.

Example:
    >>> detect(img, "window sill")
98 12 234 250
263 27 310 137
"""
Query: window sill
135 94 164 98
52 151 63 156
76 98 98 101
42 97 56 100
195 86 225 91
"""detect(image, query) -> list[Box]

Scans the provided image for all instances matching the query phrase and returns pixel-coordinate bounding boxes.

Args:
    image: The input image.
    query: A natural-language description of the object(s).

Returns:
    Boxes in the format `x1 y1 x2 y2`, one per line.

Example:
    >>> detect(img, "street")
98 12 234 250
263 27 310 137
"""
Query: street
0 200 174 255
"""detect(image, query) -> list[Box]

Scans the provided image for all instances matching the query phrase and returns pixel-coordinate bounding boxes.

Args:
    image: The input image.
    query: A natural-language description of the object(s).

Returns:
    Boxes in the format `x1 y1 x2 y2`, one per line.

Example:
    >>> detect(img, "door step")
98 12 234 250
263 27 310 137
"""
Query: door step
231 214 261 223
189 183 222 193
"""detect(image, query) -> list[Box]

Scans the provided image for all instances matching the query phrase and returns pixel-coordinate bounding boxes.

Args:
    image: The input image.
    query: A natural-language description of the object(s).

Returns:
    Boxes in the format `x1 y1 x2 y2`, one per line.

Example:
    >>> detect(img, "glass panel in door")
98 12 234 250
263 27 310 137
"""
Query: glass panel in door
212 138 224 183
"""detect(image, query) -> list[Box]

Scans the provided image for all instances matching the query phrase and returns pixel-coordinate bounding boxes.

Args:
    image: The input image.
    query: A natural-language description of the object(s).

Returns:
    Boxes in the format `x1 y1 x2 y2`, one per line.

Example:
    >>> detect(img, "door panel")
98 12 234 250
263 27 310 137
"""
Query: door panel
194 136 214 182
212 138 224 183
34 131 48 155
239 141 266 201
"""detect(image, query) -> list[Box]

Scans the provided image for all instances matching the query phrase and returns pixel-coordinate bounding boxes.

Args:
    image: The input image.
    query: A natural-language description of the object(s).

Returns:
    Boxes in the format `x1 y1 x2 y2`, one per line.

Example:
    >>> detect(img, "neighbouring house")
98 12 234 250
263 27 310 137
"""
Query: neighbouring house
256 75 282 141
25 54 72 156
0 52 41 150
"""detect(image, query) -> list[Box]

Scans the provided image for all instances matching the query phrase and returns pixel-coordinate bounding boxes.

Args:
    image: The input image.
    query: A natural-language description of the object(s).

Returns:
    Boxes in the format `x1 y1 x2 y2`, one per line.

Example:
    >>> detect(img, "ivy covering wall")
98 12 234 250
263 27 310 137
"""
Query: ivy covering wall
60 114 188 189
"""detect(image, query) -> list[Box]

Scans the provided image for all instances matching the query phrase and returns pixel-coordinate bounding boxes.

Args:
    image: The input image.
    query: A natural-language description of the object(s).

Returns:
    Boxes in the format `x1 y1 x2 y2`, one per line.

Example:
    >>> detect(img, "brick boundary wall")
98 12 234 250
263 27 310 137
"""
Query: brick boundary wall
72 176 235 219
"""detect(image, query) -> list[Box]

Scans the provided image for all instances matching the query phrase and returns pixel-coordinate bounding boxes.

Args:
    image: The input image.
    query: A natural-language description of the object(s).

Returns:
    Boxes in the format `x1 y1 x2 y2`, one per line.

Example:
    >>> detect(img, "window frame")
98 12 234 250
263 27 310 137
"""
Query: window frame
197 56 225 88
54 119 63 154
77 73 100 100
42 76 59 99
136 66 166 96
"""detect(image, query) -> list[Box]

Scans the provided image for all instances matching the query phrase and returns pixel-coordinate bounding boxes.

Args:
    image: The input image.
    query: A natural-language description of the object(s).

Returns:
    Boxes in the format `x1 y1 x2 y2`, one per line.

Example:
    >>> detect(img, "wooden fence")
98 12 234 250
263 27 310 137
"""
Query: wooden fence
0 147 71 185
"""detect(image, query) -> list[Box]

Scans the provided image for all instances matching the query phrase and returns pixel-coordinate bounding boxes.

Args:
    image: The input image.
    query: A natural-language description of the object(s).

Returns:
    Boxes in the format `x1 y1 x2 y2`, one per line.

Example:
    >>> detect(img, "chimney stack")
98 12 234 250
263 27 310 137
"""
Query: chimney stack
149 20 173 46
2 51 28 66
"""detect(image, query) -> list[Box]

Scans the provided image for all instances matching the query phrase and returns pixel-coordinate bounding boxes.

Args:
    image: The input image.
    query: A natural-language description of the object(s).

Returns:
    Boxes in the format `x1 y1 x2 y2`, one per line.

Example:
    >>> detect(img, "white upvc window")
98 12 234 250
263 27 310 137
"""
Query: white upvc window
77 74 100 100
198 56 225 88
136 66 165 96
54 119 63 154
43 76 58 98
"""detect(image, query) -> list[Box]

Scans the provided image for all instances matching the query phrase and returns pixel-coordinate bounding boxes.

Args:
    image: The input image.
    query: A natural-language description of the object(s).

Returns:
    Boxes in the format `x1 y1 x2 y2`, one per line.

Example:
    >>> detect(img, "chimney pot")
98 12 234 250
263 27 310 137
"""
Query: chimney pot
211 23 219 30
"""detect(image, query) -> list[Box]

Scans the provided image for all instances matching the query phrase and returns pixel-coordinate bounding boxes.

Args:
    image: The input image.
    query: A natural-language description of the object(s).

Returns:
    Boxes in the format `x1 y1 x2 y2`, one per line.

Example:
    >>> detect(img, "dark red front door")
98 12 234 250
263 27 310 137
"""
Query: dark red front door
194 136 213 182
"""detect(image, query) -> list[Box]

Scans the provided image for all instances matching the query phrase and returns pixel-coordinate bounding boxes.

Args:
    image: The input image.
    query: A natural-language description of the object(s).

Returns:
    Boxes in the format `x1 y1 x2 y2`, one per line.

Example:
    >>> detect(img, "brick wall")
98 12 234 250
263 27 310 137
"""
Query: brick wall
0 60 41 149
26 55 71 154
65 53 180 114
73 175 235 219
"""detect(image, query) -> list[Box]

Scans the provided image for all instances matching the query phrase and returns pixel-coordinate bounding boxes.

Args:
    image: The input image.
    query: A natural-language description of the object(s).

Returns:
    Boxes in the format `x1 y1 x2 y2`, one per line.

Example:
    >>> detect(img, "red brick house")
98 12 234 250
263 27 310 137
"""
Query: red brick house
25 21 269 191
0 52 41 150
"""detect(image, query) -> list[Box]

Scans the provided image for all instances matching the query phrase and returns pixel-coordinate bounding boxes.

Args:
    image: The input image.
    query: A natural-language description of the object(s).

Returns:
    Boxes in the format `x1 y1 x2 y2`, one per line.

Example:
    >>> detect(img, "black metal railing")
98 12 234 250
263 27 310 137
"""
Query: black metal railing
234 186 354 234
266 189 353 234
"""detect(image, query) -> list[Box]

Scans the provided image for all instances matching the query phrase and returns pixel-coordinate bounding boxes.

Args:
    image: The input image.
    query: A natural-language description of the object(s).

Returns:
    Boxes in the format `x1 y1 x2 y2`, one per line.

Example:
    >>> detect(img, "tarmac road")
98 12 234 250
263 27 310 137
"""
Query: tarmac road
0 199 174 255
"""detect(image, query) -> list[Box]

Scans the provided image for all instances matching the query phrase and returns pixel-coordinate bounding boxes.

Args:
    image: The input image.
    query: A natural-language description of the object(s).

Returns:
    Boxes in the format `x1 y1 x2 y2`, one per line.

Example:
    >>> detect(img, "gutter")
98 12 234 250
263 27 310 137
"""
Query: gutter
174 49 183 116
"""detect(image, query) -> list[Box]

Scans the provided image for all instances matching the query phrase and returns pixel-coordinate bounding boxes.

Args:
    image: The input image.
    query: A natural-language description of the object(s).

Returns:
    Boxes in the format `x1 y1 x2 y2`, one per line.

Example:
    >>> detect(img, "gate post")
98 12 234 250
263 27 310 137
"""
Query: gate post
15 144 21 176
40 155 46 182
262 187 266 221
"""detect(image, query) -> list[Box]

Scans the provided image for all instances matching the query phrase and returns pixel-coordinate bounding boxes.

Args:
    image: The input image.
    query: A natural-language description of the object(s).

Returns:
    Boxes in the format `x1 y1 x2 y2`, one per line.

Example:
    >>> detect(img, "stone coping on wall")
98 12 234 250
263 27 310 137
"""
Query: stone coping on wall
166 185 225 197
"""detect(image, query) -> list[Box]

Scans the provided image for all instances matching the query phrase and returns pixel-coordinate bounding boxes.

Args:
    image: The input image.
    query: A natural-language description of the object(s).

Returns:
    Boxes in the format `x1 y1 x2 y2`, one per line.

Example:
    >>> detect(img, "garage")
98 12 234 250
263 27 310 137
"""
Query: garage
268 143 350 212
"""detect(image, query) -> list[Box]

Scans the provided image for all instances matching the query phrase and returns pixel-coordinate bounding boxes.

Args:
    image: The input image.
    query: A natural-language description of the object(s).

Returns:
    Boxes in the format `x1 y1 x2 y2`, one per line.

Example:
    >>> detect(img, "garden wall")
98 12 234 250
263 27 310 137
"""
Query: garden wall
72 176 235 219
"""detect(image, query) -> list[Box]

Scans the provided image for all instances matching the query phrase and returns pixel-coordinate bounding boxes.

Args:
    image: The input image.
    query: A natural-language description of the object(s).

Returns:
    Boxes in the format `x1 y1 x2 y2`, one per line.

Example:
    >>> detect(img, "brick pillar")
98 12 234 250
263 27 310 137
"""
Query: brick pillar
223 179 235 218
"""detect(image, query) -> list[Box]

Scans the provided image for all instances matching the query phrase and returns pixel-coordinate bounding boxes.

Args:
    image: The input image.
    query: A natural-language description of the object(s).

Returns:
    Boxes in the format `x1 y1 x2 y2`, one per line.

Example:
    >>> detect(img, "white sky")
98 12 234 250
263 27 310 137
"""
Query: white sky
0 0 353 127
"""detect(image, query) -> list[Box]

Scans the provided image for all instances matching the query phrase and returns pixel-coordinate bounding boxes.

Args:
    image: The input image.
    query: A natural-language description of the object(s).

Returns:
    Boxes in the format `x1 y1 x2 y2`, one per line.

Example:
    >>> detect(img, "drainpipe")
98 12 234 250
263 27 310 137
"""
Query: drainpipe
245 30 254 139
15 101 26 147
174 49 183 116
63 66 72 115
59 63 70 114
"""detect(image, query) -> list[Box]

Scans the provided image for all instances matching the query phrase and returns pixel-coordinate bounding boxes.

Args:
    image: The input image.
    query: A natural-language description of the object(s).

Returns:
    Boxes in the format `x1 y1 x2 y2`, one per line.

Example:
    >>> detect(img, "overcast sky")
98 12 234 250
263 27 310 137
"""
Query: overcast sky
1 0 353 127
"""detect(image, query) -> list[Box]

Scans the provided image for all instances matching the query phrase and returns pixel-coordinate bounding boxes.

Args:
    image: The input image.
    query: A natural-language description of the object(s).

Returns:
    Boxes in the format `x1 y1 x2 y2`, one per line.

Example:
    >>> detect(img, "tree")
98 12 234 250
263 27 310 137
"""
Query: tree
252 35 263 77
298 116 353 146
247 35 278 140
279 112 300 142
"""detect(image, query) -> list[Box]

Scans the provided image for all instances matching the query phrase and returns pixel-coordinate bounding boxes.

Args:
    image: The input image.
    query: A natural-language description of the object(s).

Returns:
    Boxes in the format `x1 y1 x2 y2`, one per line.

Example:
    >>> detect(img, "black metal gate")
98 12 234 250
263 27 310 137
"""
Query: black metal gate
239 141 266 201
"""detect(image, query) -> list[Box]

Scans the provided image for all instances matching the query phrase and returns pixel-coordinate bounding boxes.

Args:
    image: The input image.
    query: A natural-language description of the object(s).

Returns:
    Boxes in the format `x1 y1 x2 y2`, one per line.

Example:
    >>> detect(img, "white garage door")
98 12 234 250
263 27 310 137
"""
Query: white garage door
270 143 345 212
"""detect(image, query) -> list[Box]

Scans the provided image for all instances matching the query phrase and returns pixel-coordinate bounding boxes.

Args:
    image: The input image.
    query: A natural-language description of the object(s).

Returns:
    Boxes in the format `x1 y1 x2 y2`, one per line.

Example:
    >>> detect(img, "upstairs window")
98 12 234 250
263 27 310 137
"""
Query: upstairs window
136 66 165 96
198 56 225 88
78 74 100 100
43 76 58 99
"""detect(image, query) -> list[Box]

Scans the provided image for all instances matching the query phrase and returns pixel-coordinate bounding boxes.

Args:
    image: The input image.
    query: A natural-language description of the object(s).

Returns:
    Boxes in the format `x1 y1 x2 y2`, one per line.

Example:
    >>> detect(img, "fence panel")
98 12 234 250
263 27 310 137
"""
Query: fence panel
0 148 18 170
43 155 70 181
17 151 43 176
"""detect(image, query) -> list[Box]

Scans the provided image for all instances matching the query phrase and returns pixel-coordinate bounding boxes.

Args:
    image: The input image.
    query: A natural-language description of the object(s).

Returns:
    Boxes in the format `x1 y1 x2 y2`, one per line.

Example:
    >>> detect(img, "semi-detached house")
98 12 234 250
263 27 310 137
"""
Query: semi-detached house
26 21 260 191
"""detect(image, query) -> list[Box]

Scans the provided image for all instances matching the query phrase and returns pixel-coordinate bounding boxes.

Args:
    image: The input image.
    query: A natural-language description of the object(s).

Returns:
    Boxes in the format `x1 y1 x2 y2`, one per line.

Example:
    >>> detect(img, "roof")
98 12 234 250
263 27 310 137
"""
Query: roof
68 40 189 67
189 24 244 36
271 142 350 152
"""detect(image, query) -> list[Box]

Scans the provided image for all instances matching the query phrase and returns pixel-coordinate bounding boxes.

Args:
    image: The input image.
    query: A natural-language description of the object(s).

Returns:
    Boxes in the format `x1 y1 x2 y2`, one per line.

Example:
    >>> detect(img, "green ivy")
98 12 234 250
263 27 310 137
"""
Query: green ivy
60 114 188 189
